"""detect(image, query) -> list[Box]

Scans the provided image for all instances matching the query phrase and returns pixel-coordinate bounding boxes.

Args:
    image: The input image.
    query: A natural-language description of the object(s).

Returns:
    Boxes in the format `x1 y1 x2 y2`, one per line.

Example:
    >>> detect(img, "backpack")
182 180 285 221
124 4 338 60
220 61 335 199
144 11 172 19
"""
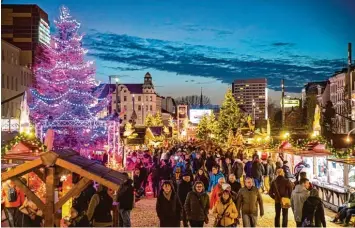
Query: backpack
7 185 18 202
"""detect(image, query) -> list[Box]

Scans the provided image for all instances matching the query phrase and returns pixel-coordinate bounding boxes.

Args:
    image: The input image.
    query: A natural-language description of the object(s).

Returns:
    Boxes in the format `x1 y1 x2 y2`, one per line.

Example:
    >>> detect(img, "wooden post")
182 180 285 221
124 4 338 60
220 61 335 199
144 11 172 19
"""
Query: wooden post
44 167 55 227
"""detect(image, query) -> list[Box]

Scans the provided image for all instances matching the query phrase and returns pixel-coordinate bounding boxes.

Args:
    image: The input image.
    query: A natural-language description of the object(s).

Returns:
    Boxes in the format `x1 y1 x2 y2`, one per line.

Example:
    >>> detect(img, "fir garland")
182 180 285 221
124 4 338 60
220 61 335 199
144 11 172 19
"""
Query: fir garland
1 133 46 156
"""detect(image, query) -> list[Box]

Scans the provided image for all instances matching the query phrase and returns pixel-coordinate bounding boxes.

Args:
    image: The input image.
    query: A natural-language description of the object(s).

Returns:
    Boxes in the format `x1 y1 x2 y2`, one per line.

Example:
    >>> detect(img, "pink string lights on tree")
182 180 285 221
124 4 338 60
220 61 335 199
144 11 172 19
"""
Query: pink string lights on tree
29 6 110 149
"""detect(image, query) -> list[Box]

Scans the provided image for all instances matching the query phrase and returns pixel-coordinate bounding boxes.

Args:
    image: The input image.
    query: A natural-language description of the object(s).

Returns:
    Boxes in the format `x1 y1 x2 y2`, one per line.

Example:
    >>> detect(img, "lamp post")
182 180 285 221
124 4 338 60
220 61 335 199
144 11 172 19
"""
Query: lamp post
346 127 355 143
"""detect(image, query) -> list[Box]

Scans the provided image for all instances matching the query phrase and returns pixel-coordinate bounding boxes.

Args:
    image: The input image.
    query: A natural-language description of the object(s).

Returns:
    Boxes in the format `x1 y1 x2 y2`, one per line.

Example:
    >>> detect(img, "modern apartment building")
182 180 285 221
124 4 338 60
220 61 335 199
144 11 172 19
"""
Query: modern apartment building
1 4 50 68
1 40 33 118
232 78 268 120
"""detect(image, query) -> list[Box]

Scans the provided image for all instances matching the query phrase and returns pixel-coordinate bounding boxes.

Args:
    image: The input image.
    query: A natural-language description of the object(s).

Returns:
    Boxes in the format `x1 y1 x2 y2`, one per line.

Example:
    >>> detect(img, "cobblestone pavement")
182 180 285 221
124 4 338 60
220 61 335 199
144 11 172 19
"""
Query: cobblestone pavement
131 194 342 227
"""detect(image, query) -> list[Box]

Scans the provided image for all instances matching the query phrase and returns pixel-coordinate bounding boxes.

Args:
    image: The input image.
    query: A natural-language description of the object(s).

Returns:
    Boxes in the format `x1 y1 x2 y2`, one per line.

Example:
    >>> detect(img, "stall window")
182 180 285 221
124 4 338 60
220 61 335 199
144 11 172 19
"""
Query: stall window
328 161 344 186
349 165 355 188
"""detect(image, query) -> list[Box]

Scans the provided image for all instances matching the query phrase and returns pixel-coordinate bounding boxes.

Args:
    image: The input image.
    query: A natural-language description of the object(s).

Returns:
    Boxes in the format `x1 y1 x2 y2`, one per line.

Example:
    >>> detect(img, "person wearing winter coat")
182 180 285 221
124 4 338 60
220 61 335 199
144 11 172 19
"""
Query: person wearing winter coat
67 205 90 227
193 153 204 174
195 169 209 192
210 177 226 209
174 158 187 173
228 174 242 194
205 153 216 173
236 177 264 227
291 178 310 227
156 181 182 227
294 172 313 190
116 173 134 227
208 165 225 192
251 158 265 189
151 163 161 198
282 161 293 179
212 189 239 227
232 159 244 183
87 185 113 227
244 158 253 178
263 158 275 193
184 181 210 227
72 180 96 214
269 168 293 228
178 173 193 227
301 189 326 227
159 160 173 181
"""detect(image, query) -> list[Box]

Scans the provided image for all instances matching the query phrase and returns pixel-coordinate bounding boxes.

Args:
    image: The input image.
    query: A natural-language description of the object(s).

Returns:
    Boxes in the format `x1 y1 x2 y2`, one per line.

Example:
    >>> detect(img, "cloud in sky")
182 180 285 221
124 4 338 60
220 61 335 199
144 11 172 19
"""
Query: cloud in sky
84 30 346 93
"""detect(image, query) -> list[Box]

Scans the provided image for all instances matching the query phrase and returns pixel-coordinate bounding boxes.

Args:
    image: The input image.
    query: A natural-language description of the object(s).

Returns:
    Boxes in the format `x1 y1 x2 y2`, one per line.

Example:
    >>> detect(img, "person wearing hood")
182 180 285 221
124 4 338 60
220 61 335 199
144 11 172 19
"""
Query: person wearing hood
87 184 113 227
236 177 264 227
208 165 225 192
210 177 226 209
178 172 193 227
212 189 239 227
156 180 182 227
232 158 244 183
116 173 134 227
184 181 210 227
301 189 326 227
291 178 310 227
195 168 209 190
67 205 90 227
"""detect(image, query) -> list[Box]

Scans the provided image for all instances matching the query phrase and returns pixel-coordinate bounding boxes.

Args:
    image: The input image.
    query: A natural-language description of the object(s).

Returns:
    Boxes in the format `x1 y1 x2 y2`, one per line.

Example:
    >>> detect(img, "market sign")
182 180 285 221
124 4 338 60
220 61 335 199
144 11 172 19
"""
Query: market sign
280 98 300 108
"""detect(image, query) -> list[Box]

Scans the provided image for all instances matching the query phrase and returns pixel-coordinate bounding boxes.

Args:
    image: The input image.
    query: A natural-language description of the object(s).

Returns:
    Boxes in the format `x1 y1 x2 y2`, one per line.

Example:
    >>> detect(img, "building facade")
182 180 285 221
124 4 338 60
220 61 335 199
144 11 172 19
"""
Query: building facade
232 78 268 120
1 4 50 68
161 96 176 114
1 39 33 118
301 81 328 107
98 72 162 125
329 72 346 133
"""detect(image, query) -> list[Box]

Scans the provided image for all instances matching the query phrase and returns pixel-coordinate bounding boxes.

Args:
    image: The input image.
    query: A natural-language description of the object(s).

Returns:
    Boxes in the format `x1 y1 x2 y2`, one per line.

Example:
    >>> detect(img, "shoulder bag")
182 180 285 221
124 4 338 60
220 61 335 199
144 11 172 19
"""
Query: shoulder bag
273 181 291 209
214 203 231 227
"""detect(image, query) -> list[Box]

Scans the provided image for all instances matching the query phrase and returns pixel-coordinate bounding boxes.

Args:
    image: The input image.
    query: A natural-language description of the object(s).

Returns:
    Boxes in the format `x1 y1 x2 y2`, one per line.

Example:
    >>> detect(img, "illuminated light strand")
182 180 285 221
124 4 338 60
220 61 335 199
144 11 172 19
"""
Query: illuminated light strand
37 76 96 85
37 61 94 71
30 88 106 101
52 35 83 43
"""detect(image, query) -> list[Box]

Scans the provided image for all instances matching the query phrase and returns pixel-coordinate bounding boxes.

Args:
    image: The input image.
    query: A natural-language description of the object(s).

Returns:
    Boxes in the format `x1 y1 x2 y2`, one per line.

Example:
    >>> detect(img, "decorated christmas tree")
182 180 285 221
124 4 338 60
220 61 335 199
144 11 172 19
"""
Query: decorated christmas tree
152 112 163 126
28 6 109 148
29 6 107 122
144 113 154 127
217 89 245 143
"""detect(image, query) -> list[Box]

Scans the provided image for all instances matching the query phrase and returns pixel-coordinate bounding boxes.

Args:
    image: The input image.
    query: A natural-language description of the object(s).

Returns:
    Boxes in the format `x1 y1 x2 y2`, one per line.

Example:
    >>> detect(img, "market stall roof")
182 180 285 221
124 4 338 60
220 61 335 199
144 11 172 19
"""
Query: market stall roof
327 157 355 165
2 149 128 190
1 163 19 172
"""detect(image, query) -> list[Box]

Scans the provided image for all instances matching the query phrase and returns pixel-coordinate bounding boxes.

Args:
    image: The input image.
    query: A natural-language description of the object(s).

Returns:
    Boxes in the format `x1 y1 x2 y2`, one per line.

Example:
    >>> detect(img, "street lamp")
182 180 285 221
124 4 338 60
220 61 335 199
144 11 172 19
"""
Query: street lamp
282 132 290 139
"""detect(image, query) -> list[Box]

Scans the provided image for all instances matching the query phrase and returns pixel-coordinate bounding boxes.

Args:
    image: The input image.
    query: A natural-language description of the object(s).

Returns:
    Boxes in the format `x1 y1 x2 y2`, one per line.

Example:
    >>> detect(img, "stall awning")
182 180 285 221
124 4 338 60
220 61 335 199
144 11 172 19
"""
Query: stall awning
327 157 355 166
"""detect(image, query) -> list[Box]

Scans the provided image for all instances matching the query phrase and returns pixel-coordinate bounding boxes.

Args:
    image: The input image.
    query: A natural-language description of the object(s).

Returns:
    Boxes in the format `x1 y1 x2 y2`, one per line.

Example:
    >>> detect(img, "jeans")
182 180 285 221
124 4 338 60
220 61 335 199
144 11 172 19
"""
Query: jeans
345 208 355 224
254 178 262 189
242 214 257 227
118 209 131 227
189 220 204 227
5 207 18 227
275 203 288 227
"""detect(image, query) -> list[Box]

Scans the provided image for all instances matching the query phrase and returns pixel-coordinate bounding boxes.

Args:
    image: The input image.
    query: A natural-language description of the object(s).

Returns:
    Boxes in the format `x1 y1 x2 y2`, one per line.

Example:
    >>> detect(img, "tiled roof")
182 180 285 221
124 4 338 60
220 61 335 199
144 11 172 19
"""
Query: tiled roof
94 83 145 99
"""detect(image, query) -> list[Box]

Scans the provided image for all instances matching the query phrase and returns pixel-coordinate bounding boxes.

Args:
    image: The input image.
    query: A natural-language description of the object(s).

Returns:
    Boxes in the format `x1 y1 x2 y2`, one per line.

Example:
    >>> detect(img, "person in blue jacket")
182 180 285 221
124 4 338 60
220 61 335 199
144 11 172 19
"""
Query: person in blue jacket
173 157 186 173
208 165 224 192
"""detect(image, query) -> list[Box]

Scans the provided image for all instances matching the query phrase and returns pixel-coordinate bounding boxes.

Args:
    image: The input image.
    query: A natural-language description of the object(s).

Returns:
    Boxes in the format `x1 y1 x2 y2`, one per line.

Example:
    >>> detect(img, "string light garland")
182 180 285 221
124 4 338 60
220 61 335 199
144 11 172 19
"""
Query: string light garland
1 132 46 156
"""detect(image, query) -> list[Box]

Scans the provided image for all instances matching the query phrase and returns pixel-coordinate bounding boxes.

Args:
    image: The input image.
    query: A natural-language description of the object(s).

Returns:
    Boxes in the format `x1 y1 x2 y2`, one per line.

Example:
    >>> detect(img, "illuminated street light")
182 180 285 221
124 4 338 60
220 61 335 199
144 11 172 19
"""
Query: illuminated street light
283 132 290 139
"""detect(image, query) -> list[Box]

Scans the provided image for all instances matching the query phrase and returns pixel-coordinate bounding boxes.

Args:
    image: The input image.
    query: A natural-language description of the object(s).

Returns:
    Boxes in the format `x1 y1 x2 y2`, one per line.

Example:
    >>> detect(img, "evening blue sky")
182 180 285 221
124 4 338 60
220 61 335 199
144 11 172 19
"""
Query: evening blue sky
5 0 355 104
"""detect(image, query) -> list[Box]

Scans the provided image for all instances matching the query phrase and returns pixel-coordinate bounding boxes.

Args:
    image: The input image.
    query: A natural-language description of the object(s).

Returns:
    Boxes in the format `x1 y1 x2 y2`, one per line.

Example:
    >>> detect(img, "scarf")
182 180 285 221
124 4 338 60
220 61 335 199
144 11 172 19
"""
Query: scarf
163 191 172 201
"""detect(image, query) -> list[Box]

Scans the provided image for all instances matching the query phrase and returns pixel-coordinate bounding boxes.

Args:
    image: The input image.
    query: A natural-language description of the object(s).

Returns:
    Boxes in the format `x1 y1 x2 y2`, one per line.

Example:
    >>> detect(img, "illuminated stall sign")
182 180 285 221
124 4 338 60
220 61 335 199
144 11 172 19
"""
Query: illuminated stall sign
189 109 212 124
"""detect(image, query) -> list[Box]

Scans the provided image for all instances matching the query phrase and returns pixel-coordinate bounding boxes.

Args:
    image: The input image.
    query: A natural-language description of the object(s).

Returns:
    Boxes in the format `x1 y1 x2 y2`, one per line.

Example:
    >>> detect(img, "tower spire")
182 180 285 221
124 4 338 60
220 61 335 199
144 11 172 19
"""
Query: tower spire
200 87 203 109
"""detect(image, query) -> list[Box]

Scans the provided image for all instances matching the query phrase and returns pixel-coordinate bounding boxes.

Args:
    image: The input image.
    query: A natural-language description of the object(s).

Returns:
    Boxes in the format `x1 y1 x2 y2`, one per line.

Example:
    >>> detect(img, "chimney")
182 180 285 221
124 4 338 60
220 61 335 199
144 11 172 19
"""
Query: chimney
348 43 352 67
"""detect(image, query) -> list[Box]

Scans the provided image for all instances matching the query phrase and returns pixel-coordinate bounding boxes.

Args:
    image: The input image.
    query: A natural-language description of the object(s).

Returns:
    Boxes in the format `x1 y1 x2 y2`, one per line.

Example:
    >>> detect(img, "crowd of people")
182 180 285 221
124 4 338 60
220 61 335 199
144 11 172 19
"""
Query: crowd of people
2 142 355 227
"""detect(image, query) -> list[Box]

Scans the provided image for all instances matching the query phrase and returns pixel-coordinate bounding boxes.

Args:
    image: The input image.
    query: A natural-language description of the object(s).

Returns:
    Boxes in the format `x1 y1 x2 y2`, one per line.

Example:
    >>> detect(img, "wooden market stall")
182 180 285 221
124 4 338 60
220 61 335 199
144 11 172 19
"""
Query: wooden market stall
1 149 127 227
312 157 355 211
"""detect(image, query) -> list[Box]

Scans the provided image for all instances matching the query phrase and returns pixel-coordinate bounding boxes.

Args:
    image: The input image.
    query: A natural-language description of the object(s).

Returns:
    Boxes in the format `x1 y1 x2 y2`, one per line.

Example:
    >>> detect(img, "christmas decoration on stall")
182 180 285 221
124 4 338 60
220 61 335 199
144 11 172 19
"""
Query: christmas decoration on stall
1 132 46 156
28 6 109 148
123 123 138 139
28 172 46 201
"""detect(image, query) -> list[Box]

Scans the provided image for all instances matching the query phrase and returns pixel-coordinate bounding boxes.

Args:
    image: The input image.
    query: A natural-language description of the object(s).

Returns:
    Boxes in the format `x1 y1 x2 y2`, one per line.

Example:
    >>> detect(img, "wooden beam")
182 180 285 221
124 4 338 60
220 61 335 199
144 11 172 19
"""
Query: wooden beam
32 168 46 182
44 167 55 227
55 158 120 191
12 177 45 211
1 158 42 182
54 178 91 211
40 151 58 166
